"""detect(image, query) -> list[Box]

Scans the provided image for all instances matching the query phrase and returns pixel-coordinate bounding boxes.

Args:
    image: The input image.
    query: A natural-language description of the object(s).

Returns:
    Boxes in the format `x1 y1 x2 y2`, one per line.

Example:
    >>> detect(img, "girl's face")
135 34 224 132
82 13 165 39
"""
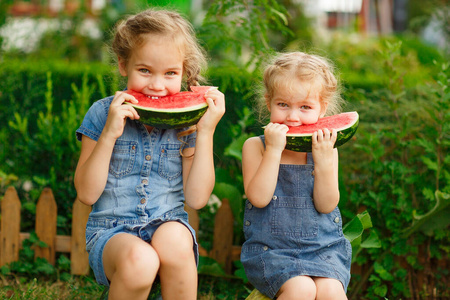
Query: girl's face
267 79 326 127
119 35 184 97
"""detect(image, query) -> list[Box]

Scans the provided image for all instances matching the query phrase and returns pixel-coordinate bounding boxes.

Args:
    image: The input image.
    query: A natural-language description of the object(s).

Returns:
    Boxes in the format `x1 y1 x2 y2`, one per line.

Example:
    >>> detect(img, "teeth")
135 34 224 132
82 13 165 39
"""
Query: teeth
146 96 160 99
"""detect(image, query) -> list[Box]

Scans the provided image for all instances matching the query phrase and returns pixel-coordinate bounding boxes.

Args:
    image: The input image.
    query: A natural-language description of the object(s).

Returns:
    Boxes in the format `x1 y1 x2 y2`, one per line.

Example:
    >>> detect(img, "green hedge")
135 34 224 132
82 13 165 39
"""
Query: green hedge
0 60 117 130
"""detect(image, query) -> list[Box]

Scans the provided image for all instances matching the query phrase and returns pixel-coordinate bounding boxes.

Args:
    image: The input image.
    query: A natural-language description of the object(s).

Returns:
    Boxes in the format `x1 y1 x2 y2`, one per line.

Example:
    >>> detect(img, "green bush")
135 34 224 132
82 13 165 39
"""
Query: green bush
1 61 119 233
338 41 449 299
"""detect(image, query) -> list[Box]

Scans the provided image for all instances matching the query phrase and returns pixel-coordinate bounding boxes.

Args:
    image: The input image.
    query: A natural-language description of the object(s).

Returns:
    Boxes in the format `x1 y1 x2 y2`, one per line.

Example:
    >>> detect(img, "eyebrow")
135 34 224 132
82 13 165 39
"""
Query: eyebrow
134 63 182 70
273 96 318 104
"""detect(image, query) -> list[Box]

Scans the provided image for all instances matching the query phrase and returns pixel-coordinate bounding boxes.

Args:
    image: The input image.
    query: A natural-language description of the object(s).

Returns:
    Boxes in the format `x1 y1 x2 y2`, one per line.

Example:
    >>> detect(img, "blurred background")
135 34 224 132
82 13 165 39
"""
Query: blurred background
0 0 448 299
1 0 448 61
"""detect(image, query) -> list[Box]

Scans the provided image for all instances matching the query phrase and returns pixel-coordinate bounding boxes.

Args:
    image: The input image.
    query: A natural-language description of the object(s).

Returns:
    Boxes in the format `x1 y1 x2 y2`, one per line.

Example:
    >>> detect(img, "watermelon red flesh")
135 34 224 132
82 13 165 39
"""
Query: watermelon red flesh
125 88 209 112
285 111 359 152
124 87 215 129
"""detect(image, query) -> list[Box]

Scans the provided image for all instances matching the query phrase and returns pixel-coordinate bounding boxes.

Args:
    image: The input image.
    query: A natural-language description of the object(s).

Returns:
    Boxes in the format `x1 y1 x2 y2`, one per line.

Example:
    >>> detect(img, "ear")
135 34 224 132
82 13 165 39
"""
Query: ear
265 94 271 112
118 57 128 77
320 101 328 117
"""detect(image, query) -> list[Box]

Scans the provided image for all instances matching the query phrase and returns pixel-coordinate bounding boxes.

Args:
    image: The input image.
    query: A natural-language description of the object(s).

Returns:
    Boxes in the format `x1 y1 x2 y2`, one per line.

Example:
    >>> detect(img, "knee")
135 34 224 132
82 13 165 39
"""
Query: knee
315 279 347 300
278 276 316 300
152 222 194 266
116 244 159 289
296 283 316 300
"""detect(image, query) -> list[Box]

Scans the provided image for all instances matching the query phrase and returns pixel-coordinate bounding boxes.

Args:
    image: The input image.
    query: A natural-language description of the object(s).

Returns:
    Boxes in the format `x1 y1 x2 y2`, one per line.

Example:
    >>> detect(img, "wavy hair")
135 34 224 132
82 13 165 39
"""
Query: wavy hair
255 52 344 124
111 8 207 156
111 8 207 88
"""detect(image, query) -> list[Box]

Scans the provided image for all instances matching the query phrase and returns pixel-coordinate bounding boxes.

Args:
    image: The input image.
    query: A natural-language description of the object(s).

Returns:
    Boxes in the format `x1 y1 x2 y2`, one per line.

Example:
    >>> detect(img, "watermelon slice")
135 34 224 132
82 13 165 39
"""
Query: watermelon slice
285 111 359 152
125 86 216 129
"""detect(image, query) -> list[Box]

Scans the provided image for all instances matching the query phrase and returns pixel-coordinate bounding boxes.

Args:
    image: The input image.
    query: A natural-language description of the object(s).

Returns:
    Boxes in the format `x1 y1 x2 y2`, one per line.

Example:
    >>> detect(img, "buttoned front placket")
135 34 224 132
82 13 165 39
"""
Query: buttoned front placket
135 126 159 218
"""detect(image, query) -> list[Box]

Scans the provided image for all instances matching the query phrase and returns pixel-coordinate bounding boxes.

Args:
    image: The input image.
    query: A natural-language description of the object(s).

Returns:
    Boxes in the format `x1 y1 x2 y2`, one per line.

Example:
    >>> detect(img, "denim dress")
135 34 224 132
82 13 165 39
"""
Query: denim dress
241 136 351 299
76 96 198 286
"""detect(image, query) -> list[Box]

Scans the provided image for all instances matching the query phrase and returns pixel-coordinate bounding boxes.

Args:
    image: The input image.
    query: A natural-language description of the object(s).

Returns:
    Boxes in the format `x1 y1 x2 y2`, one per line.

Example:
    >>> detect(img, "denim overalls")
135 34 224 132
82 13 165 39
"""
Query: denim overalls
241 136 351 299
76 96 198 286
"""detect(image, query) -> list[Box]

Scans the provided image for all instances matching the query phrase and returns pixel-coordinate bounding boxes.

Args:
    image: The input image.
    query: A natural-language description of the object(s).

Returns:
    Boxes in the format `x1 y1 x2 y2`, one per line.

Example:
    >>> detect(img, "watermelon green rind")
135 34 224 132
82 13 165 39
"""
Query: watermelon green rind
285 111 359 152
137 107 208 129
124 87 214 129
131 102 208 113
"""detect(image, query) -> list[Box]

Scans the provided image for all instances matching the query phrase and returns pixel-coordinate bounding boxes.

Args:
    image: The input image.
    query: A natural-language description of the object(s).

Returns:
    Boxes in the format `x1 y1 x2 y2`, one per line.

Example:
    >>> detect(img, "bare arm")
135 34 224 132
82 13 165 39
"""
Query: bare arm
312 128 340 213
183 89 225 209
243 123 288 208
74 92 139 205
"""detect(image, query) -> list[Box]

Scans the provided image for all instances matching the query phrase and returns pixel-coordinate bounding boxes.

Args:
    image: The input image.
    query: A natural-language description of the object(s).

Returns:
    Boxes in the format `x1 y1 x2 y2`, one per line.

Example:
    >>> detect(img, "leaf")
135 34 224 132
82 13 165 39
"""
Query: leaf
421 156 438 171
374 262 394 281
374 284 388 297
213 182 244 225
269 7 288 26
357 210 373 230
403 191 450 237
197 256 227 277
343 215 364 243
351 235 362 249
360 231 381 249
234 267 248 283
224 134 250 161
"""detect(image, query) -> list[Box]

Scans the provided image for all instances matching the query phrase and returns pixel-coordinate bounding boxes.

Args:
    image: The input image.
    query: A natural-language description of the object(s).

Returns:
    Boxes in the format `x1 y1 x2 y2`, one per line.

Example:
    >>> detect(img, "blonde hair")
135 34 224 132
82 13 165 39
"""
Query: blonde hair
111 8 207 88
256 52 344 123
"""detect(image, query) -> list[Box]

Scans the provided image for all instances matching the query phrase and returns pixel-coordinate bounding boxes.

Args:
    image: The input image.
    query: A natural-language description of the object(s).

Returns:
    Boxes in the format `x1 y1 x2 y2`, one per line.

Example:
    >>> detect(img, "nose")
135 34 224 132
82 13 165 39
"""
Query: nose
287 109 301 122
148 76 164 91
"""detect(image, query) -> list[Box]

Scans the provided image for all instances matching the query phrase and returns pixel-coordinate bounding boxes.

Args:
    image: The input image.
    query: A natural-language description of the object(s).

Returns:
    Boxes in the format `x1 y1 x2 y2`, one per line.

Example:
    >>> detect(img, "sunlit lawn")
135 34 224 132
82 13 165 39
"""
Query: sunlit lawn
0 275 251 299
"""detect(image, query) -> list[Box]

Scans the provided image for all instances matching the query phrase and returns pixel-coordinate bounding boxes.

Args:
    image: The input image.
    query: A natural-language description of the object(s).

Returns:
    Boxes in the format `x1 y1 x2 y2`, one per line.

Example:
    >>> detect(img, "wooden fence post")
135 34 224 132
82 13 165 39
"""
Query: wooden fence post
210 198 234 273
185 204 208 256
0 187 21 266
71 198 91 275
185 205 199 237
35 188 57 265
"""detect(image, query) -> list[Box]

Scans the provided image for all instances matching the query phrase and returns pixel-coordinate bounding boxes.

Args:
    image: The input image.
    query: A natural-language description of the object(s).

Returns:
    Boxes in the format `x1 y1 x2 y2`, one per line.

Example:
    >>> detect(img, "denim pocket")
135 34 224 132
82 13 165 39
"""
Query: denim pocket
158 144 182 180
271 196 318 238
85 226 106 252
109 140 137 178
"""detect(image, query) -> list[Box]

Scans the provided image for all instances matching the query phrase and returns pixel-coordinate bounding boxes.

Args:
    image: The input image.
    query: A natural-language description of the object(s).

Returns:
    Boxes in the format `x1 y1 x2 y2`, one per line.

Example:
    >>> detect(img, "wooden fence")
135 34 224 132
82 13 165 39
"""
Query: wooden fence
0 186 241 275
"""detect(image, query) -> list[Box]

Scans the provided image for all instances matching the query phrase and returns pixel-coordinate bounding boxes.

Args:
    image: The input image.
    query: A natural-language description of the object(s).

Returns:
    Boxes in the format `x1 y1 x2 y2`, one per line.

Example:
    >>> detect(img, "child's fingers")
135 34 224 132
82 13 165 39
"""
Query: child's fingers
111 91 138 107
204 90 225 114
316 129 324 142
124 104 140 120
265 123 288 134
330 128 337 143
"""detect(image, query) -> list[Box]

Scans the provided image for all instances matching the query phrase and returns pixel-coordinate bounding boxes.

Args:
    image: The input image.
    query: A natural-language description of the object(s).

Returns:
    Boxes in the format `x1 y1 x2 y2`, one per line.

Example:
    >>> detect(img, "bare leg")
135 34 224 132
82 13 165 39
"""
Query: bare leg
314 277 347 300
151 221 197 300
277 275 317 300
103 233 160 300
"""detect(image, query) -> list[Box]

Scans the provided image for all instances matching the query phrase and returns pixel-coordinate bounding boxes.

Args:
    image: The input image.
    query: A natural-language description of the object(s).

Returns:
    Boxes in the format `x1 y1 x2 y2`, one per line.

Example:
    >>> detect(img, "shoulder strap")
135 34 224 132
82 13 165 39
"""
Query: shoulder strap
307 152 314 165
259 135 266 150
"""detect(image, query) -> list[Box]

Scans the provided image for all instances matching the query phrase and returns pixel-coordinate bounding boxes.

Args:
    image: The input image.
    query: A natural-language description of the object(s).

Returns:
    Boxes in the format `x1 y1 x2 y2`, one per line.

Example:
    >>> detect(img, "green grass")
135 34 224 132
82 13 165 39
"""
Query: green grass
0 275 251 300
0 276 103 300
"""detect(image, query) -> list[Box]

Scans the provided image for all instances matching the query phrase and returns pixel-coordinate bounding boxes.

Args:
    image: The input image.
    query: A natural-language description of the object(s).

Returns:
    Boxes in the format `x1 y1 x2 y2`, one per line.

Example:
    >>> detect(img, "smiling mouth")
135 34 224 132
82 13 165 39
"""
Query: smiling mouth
146 95 162 99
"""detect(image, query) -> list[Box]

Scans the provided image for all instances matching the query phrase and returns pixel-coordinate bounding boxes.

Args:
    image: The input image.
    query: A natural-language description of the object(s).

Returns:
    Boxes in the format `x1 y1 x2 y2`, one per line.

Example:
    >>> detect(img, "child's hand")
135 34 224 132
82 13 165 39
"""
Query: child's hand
312 128 337 165
196 88 225 134
103 91 140 140
264 123 289 153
